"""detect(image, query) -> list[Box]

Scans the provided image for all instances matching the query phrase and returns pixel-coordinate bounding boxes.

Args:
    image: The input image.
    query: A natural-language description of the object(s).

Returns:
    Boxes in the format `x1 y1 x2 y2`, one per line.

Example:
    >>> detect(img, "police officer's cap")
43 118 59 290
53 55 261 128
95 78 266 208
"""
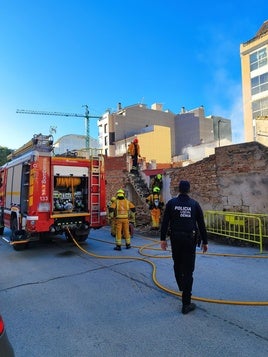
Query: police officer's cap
179 180 190 193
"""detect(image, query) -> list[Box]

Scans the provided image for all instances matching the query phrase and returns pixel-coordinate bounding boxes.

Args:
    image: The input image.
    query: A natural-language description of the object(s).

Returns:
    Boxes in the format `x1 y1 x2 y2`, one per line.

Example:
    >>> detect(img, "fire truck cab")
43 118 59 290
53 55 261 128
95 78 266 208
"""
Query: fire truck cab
0 134 106 250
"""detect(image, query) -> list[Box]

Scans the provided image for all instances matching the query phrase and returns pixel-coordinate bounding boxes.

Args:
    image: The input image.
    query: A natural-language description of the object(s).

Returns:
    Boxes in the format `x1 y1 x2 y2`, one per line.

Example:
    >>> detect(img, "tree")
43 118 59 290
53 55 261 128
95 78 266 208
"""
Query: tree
0 146 13 166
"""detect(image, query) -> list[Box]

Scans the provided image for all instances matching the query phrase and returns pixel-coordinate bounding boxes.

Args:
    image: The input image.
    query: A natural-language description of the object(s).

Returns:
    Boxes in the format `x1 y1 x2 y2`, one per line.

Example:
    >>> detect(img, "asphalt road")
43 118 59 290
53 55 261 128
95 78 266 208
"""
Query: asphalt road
0 227 268 357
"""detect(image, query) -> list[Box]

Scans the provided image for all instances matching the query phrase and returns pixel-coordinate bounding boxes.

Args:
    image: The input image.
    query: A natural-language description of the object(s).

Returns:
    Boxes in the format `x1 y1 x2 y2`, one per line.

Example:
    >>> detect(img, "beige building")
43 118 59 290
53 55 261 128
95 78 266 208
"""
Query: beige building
115 125 171 165
98 102 232 164
240 20 268 145
98 103 175 159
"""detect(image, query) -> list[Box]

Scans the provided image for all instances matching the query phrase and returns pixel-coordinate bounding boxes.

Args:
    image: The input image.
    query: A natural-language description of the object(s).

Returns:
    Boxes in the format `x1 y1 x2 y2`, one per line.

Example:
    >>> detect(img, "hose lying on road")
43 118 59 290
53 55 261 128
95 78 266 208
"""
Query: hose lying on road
67 228 268 307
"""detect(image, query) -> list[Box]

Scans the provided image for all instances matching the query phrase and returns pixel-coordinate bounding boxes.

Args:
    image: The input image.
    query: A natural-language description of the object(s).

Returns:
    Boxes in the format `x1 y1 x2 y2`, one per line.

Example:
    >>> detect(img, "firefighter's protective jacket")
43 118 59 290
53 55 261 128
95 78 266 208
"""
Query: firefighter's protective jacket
109 198 135 218
128 142 140 157
151 176 163 190
146 193 164 210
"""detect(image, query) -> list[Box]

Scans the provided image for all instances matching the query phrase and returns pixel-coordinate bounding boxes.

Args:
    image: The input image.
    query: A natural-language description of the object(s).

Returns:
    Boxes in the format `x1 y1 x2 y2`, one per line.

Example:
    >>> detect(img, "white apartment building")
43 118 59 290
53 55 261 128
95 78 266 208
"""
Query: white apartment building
240 20 268 145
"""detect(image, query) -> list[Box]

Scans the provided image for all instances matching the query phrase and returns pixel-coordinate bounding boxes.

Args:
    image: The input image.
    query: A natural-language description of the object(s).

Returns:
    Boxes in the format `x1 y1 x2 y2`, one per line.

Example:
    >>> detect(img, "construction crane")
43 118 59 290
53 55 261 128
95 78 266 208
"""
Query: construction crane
16 105 102 150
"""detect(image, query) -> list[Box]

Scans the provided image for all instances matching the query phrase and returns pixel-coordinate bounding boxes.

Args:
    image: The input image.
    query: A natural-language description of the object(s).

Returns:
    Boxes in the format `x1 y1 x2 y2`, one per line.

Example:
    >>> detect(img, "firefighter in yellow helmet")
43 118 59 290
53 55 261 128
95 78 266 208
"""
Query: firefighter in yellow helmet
151 173 163 191
109 189 136 250
146 186 164 229
107 196 117 236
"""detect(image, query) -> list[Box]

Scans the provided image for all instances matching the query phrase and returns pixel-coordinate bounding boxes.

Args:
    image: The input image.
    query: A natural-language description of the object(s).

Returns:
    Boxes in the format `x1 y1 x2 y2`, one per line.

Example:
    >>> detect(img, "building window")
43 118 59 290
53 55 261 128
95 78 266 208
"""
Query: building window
109 132 115 145
104 123 108 134
252 97 268 119
250 47 267 71
104 136 108 146
251 72 268 95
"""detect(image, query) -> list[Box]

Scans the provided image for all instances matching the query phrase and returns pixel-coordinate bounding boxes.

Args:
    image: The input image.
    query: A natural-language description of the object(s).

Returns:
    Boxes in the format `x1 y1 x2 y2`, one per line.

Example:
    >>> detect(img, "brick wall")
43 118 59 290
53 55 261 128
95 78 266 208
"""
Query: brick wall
164 142 268 213
104 142 268 215
104 154 129 203
164 154 219 210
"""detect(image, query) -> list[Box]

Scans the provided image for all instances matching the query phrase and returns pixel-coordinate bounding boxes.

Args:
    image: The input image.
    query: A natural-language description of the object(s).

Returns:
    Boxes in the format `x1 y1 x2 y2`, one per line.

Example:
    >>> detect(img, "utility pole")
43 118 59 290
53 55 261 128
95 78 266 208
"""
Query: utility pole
16 106 102 150
82 105 91 149
217 119 222 147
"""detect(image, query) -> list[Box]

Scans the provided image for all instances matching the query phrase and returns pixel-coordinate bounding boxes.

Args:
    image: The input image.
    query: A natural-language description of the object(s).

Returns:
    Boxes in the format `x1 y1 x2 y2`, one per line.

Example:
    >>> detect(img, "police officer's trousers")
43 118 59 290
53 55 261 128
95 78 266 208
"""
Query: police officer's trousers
170 232 196 306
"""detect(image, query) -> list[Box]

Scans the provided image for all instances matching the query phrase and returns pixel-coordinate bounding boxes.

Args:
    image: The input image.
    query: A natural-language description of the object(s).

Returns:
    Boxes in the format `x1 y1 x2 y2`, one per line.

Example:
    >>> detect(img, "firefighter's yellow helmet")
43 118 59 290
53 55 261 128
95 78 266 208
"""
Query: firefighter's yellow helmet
153 187 160 193
110 196 116 202
116 189 125 198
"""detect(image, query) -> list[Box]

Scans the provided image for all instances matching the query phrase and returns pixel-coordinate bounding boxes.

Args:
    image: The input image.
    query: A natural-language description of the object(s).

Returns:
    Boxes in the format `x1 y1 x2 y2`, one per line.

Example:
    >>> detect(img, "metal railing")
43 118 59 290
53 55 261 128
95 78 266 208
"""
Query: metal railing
204 211 268 253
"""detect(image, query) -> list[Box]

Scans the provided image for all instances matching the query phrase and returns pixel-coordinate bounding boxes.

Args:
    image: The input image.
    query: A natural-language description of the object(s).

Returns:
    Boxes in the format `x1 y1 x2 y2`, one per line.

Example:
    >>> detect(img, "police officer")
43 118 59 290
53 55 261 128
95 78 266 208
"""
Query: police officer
160 180 208 314
109 189 136 251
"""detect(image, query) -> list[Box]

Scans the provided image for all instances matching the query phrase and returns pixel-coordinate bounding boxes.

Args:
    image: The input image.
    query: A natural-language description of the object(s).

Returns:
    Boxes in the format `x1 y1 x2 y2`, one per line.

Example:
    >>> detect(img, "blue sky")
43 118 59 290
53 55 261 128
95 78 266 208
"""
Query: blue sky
0 0 267 149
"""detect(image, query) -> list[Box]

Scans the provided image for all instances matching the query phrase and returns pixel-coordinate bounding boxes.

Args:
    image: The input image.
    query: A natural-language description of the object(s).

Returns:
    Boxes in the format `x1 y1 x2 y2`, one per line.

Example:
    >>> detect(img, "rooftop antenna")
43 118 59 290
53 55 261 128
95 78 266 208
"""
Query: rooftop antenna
49 126 57 135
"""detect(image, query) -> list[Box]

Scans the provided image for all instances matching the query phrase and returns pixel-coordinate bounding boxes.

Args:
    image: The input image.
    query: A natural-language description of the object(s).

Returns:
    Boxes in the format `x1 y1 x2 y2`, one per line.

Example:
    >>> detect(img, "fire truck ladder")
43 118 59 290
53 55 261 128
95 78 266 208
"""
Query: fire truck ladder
7 134 54 160
21 161 30 215
90 155 102 226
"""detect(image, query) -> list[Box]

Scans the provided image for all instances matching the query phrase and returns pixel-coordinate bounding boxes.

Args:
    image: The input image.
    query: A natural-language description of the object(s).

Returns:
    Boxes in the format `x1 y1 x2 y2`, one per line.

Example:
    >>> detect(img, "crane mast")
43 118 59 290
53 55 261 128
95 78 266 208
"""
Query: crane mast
16 105 102 150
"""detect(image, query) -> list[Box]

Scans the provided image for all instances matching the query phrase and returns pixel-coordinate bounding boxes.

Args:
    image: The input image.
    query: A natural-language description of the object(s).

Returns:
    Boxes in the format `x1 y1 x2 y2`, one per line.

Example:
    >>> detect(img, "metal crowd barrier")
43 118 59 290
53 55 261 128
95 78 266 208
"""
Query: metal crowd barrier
204 211 268 253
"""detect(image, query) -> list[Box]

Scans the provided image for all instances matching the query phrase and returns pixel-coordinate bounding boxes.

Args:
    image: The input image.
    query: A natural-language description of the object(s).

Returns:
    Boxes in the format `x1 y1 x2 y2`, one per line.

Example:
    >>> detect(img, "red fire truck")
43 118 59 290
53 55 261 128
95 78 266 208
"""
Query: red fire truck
0 134 107 250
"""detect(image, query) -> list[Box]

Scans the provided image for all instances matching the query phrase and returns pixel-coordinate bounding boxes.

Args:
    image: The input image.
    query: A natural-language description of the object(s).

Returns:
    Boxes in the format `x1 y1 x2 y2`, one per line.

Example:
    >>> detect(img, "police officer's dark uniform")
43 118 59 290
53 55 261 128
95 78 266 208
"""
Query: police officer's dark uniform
160 180 208 314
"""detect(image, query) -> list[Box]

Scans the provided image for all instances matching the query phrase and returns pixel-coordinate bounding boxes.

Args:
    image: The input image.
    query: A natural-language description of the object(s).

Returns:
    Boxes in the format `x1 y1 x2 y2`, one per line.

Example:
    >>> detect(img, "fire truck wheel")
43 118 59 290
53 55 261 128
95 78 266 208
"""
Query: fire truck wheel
78 234 88 242
39 233 53 243
10 217 18 241
13 243 28 251
10 217 19 242
10 218 28 250
65 230 88 242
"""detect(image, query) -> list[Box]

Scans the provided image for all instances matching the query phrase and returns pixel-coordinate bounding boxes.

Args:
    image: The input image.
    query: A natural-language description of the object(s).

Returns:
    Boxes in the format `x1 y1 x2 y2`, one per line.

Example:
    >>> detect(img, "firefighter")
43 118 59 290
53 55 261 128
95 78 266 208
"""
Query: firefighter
109 189 136 251
146 186 164 229
151 173 163 191
128 138 141 173
107 196 117 237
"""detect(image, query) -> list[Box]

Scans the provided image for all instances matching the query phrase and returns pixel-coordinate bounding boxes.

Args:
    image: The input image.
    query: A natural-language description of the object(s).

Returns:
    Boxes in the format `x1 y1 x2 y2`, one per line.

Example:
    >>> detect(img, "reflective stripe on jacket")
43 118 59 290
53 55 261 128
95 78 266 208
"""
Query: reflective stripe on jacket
116 199 129 218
